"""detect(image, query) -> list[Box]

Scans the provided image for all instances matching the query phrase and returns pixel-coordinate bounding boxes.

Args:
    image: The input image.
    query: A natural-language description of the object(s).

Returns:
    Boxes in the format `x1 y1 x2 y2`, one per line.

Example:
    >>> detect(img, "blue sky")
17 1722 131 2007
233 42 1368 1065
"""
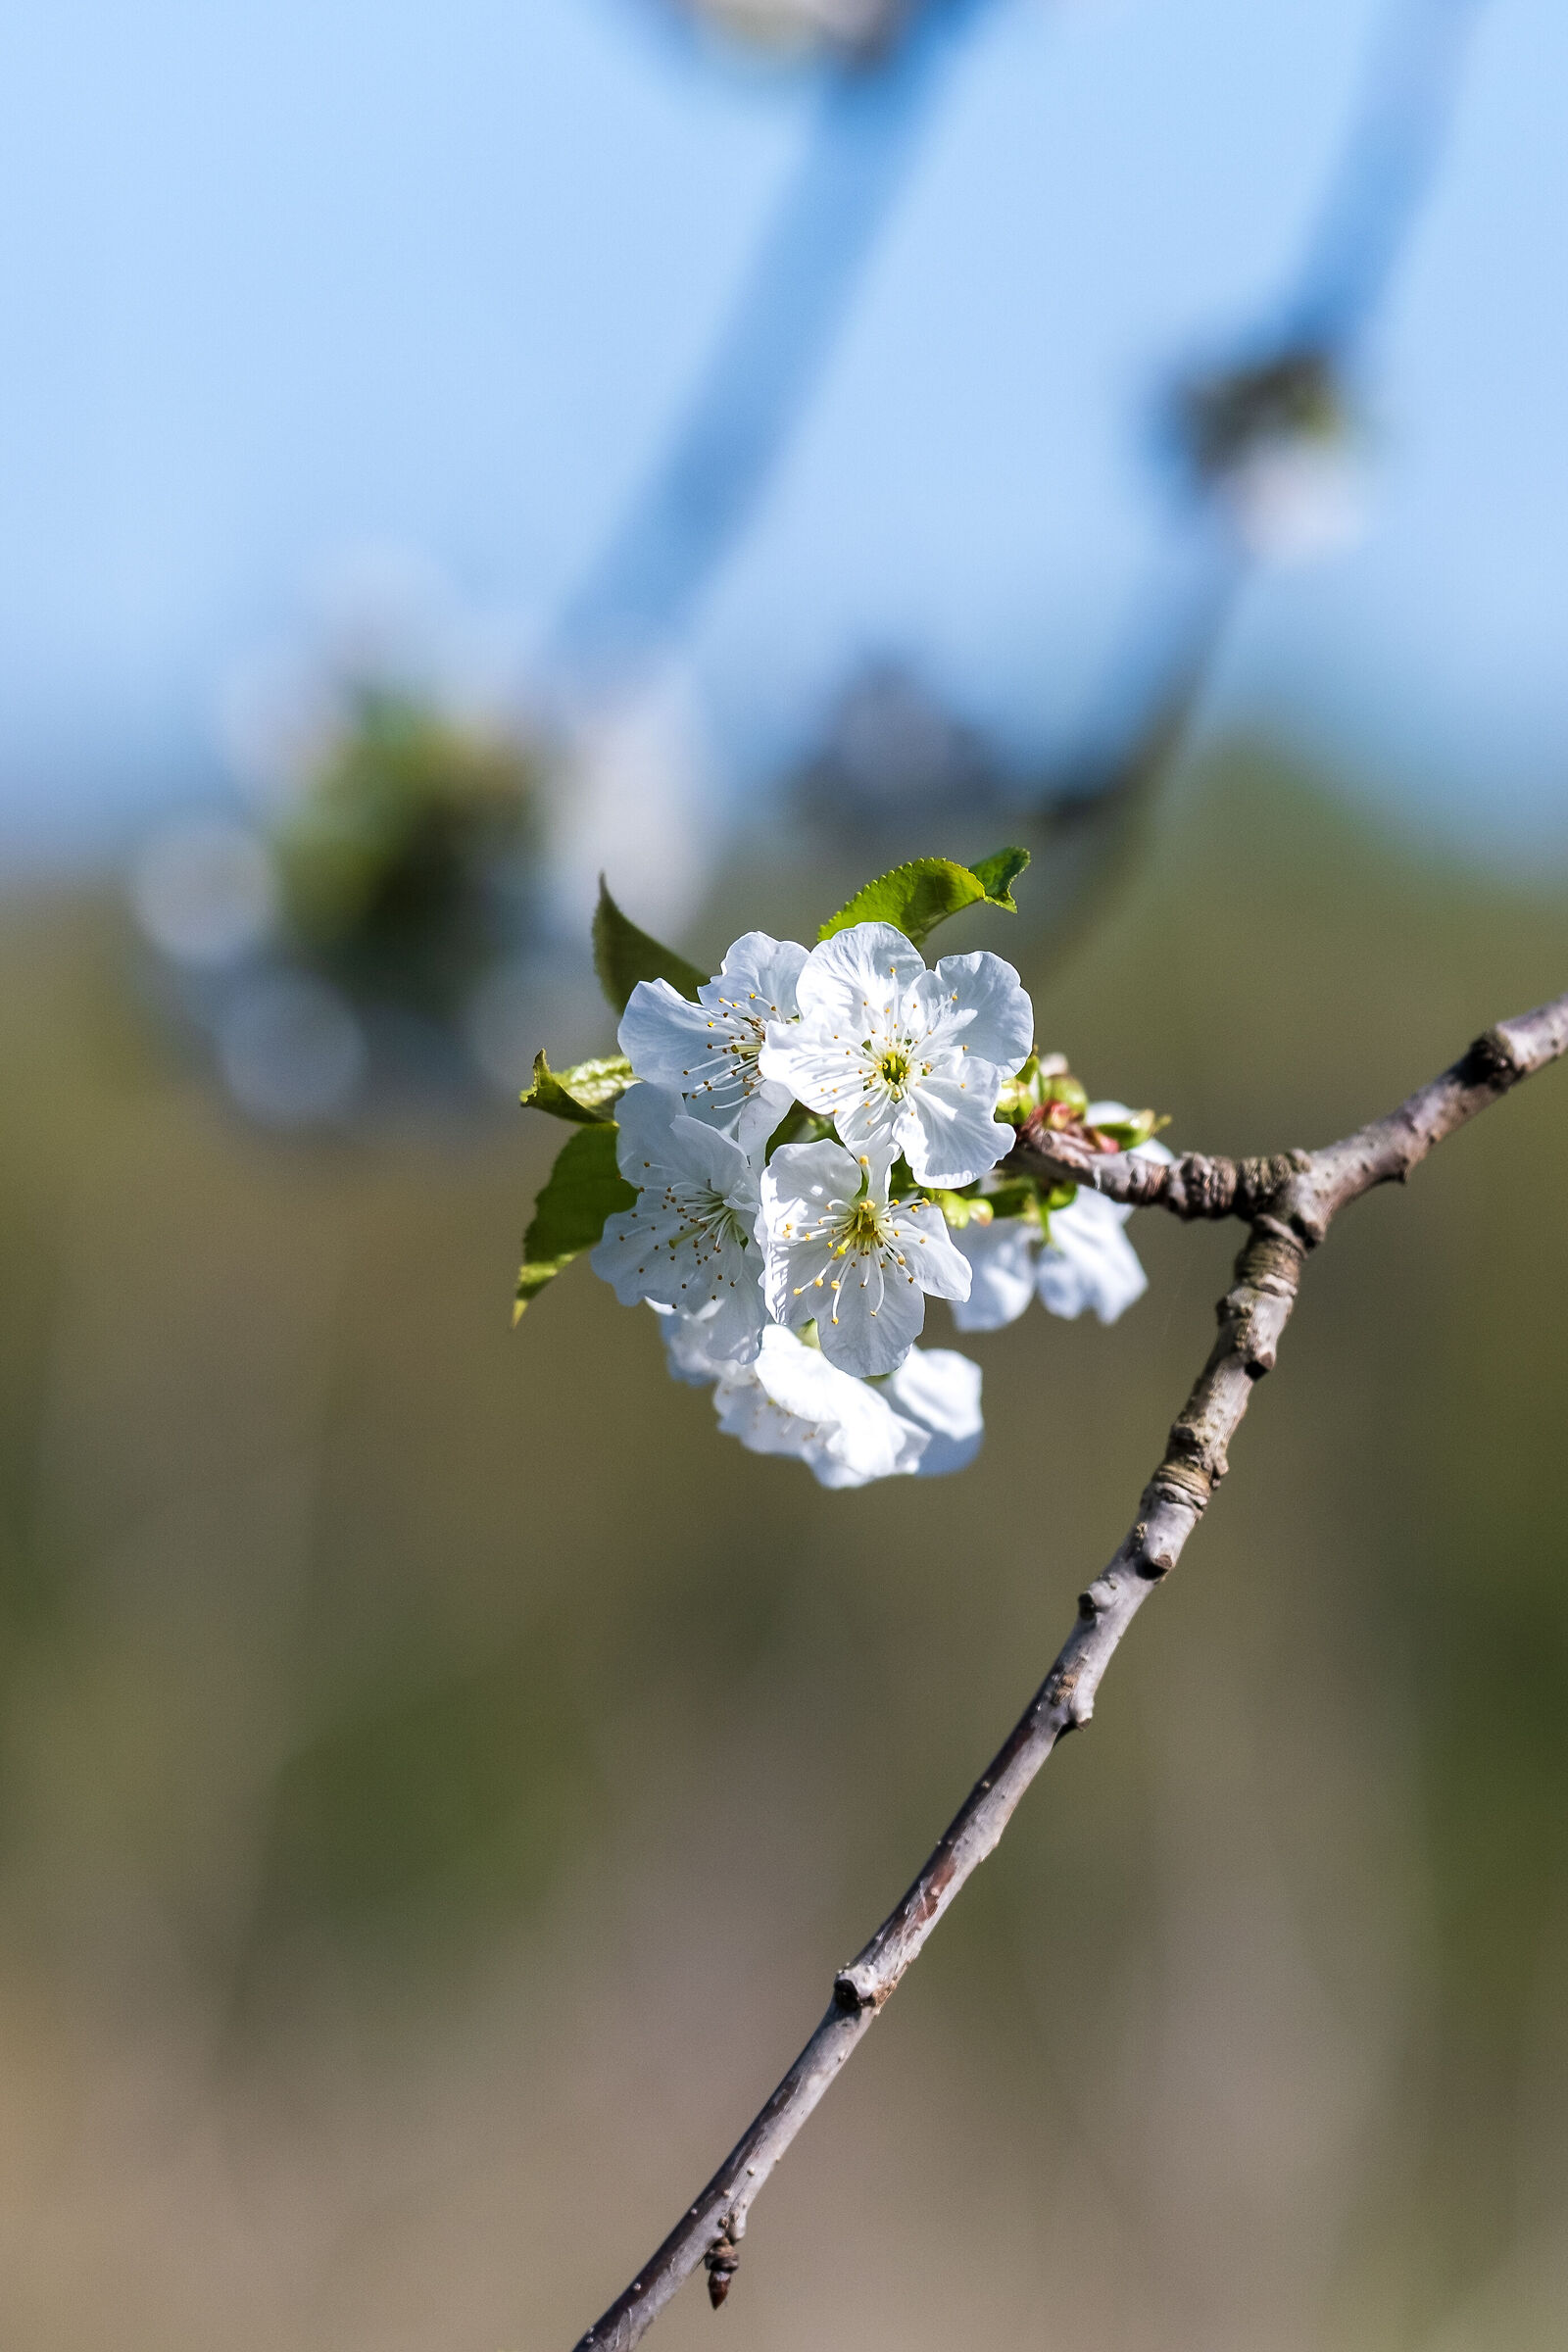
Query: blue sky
1 0 1564 865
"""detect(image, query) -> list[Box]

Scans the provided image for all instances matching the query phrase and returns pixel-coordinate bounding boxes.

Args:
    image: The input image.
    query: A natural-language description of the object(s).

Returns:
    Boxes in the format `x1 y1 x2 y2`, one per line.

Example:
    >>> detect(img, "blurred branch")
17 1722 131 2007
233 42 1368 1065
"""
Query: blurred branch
568 986 1568 2352
1014 0 1493 958
551 0 992 673
1279 0 1491 352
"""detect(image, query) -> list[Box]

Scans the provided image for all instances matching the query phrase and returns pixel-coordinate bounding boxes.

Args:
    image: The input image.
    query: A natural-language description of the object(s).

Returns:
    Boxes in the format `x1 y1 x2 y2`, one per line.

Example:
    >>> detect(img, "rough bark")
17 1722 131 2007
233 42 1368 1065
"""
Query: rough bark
569 993 1568 2352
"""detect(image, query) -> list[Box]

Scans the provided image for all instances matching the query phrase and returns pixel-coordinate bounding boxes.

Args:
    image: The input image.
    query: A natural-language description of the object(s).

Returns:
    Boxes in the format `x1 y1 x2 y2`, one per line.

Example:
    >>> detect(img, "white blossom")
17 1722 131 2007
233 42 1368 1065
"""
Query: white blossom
590 1085 765 1361
759 921 1033 1188
712 1328 925 1487
651 1299 736 1385
690 1327 983 1488
950 1108 1174 1332
948 1214 1041 1334
880 1346 984 1476
618 931 808 1150
1035 1189 1152 1325
759 1138 970 1378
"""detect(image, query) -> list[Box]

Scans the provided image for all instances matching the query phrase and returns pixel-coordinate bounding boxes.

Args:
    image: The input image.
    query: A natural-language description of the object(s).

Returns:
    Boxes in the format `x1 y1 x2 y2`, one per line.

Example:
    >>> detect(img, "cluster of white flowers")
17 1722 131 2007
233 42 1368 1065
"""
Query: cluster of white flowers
590 921 1162 1486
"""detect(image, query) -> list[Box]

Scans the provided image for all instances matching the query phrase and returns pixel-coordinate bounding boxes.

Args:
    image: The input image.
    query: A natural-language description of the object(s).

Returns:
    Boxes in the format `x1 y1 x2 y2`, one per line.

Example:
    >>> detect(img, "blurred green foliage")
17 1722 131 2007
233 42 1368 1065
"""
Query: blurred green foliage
274 686 541 1010
0 747 1563 2350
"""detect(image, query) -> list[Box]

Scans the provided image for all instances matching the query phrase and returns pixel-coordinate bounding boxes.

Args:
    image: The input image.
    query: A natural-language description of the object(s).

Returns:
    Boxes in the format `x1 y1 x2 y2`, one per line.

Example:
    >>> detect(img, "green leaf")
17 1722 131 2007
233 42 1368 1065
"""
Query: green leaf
514 1123 635 1323
967 846 1030 912
592 876 708 1014
817 846 1030 949
519 1050 633 1124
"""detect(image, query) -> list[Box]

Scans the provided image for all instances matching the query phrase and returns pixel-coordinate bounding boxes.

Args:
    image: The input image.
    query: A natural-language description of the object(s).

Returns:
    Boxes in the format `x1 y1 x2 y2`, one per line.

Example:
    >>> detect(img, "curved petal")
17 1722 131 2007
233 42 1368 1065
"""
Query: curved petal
815 1244 924 1377
617 983 732 1095
668 1113 760 1210
757 1024 870 1120
724 1331 924 1486
886 1197 971 1301
760 1137 861 1224
709 931 809 1019
882 1347 984 1477
764 1229 838 1327
948 1217 1038 1331
929 951 1035 1071
754 1338 907 1475
1037 1190 1149 1324
794 923 925 1030
713 1355 818 1464
611 1081 698 1179
658 1303 732 1386
589 1201 693 1304
897 1072 1012 1188
690 1262 766 1358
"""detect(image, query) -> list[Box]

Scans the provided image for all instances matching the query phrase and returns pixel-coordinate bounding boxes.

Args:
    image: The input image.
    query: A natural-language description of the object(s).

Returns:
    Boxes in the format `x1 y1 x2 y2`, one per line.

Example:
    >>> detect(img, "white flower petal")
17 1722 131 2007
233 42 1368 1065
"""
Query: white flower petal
665 1111 761 1205
752 1332 922 1481
793 922 926 1028
593 1084 765 1350
656 1301 732 1385
756 1031 863 1116
815 1243 925 1377
713 1359 818 1464
710 1327 926 1487
885 1197 971 1301
898 1072 1012 1187
764 1229 839 1327
618 932 807 1141
882 1347 984 1477
709 931 808 1019
611 1080 702 1175
617 981 716 1090
1037 1189 1149 1325
948 1217 1039 1331
928 951 1035 1071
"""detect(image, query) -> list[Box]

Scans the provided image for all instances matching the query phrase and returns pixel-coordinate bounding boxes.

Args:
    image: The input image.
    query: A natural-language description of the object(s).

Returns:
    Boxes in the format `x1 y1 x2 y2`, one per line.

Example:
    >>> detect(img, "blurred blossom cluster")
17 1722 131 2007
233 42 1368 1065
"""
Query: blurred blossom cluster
128 565 715 1126
1173 347 1365 564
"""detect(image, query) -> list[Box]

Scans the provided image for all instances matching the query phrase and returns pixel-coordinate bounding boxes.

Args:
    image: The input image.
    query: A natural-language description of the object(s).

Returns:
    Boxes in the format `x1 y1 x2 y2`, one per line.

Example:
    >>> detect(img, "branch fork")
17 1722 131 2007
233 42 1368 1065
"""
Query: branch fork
568 997 1568 2352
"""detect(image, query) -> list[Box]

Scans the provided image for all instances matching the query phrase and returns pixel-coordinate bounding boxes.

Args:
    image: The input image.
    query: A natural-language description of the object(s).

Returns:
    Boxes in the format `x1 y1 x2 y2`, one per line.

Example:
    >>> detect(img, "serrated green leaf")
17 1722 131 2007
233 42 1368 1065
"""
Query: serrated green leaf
519 1050 633 1124
967 846 1030 911
817 846 1030 950
591 876 708 1015
514 1123 635 1322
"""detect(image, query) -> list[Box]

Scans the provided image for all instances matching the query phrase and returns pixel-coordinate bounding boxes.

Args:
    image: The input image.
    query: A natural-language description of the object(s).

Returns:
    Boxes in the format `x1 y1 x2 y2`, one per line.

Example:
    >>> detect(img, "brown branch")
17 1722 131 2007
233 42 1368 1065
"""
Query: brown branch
568 993 1568 2352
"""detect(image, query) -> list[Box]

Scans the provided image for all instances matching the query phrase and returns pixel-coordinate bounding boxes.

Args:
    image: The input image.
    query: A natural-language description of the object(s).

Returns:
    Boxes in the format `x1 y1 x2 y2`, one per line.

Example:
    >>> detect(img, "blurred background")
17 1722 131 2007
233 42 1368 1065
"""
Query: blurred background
1 1 1565 2346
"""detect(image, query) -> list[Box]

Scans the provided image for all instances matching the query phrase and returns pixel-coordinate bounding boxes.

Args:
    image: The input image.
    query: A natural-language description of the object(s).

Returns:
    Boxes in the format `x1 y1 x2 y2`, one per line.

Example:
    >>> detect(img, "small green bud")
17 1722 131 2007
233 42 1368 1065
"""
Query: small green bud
1042 1074 1089 1119
996 1050 1077 1124
928 1190 992 1229
1087 1107 1160 1152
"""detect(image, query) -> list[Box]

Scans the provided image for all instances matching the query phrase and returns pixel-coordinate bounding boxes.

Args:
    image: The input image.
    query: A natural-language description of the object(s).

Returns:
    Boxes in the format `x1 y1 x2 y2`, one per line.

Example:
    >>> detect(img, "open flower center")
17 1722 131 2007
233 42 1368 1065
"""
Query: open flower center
840 1199 887 1252
662 1182 751 1259
875 1046 912 1093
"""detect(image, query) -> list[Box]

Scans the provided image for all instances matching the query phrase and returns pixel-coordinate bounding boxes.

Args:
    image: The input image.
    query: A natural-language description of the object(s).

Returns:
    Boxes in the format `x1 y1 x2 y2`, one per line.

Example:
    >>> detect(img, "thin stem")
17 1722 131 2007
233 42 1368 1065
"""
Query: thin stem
568 991 1568 2352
